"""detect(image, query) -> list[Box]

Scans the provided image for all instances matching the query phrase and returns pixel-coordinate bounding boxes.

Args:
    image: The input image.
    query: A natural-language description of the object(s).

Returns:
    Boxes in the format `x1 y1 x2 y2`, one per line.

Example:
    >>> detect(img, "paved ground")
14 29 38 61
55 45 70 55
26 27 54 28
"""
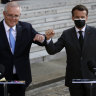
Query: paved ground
25 57 71 96
26 80 70 96
30 56 66 85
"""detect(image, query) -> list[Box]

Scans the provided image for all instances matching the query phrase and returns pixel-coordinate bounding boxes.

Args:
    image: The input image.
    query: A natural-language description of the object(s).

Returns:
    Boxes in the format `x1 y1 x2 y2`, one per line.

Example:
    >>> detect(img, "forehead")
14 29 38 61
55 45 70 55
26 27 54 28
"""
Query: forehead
73 10 87 16
6 6 20 14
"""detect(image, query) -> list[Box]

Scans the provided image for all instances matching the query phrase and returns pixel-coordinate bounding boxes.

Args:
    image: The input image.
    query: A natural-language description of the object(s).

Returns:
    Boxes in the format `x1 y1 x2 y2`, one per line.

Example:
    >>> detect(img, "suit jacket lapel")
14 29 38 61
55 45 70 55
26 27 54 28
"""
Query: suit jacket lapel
82 25 91 53
71 27 81 52
14 22 22 54
0 21 12 53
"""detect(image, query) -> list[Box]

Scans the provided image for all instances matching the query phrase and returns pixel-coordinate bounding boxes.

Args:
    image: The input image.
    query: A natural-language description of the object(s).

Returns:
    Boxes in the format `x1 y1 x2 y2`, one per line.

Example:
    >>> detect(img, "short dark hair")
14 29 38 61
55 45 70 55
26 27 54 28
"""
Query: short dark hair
72 5 88 16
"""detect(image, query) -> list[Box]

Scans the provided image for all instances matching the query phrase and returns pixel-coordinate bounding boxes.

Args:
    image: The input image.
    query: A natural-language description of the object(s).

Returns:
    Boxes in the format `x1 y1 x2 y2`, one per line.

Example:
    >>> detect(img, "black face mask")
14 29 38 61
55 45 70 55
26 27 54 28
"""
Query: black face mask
74 19 85 28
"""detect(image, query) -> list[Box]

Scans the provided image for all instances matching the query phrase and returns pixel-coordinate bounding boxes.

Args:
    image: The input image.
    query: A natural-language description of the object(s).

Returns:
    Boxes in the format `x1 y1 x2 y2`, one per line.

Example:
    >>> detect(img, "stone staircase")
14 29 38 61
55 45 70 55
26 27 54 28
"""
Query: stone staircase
0 0 96 64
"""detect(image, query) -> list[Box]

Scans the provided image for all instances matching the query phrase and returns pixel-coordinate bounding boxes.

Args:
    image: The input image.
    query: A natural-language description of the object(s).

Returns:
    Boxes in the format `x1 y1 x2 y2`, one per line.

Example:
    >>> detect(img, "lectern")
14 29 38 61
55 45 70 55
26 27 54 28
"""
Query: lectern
0 81 25 96
72 79 96 96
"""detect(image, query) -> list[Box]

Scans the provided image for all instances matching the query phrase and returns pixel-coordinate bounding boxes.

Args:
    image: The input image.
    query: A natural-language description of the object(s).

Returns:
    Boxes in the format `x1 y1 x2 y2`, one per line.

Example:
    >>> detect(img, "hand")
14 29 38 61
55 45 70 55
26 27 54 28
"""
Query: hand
33 34 45 43
45 29 55 40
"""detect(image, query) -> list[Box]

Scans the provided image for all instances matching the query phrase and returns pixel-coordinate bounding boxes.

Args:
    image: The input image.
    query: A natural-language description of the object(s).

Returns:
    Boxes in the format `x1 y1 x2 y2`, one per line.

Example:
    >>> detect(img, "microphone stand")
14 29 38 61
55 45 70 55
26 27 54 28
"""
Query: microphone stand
3 83 8 96
0 73 7 96
90 81 93 96
90 68 96 96
93 68 96 76
0 81 25 96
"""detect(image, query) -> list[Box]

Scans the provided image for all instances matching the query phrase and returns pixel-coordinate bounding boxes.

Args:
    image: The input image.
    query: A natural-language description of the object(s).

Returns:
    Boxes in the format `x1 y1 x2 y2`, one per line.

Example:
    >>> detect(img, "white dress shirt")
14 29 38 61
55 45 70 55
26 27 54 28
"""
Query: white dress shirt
75 25 86 39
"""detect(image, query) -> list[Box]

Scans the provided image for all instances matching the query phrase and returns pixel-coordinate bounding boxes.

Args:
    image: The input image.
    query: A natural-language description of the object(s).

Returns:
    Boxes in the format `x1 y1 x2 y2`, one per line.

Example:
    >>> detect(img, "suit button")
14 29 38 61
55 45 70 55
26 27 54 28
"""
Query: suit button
81 57 83 60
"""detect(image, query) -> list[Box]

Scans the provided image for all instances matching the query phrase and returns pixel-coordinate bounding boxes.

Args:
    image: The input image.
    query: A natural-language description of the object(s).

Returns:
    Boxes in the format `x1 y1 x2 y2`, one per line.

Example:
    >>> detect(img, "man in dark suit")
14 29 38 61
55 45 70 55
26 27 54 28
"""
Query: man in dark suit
0 1 46 96
45 5 96 96
1 0 10 4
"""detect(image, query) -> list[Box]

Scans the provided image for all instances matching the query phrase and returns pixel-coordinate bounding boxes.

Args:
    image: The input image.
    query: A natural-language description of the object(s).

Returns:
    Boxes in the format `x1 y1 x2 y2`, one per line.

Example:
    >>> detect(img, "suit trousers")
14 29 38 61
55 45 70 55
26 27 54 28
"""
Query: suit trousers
0 74 26 96
69 84 96 96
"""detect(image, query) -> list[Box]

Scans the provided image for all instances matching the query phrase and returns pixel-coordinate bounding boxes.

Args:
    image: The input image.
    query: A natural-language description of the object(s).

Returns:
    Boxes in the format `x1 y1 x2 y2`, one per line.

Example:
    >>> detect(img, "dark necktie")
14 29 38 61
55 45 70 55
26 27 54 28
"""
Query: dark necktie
78 31 84 50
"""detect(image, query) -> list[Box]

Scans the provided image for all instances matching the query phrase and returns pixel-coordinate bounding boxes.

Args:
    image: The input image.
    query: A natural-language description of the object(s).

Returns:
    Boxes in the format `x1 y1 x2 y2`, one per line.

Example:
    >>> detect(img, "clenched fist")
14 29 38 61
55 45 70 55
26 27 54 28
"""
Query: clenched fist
33 34 45 43
45 29 55 40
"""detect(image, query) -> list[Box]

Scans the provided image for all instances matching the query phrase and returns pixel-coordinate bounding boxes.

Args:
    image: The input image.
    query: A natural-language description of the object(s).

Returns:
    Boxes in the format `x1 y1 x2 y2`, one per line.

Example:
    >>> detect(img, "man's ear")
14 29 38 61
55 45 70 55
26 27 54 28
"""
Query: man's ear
86 15 88 21
72 16 74 21
3 11 6 17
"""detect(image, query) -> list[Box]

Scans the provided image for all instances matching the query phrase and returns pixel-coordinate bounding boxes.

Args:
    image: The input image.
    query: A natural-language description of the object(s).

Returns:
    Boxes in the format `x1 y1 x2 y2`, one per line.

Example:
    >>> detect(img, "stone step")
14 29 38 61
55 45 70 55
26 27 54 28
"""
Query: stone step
0 2 95 19
29 48 65 64
17 0 96 11
20 12 71 24
0 0 96 14
32 17 96 32
20 3 96 19
0 1 96 21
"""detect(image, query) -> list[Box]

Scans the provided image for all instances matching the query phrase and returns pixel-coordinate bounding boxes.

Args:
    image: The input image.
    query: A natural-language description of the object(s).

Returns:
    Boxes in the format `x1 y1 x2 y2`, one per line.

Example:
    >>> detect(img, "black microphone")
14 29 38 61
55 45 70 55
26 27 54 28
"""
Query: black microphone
0 64 5 79
87 60 96 75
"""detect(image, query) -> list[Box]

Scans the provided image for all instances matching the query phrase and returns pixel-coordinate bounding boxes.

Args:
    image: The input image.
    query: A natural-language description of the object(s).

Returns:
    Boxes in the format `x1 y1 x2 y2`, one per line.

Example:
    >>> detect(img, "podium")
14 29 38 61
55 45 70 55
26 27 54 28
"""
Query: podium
0 81 25 96
72 79 96 96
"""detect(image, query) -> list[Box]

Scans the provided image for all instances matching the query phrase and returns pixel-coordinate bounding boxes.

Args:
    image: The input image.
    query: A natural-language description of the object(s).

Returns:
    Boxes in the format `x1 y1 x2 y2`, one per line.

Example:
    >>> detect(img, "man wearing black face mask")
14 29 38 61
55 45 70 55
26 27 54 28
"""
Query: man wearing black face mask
45 5 96 96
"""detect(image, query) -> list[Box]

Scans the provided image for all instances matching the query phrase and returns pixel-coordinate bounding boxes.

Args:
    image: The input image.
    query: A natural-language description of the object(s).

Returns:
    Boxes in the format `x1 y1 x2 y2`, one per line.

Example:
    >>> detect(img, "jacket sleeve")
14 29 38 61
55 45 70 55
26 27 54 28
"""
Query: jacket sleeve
45 32 65 55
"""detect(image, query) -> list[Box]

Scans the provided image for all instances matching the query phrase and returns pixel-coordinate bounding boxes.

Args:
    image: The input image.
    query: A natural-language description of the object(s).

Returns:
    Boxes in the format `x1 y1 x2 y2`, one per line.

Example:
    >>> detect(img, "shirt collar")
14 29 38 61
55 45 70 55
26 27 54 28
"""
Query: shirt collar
3 20 16 32
75 25 86 33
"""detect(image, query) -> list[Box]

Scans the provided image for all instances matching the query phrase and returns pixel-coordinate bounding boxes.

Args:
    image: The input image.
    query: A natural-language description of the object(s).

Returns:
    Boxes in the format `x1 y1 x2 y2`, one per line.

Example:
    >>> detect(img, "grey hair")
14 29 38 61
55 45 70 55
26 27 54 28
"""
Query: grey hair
4 1 22 13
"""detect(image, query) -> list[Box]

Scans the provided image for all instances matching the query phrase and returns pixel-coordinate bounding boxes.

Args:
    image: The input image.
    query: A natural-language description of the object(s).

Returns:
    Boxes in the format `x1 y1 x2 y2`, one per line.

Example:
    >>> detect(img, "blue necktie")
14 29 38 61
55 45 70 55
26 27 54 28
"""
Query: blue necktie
9 28 15 54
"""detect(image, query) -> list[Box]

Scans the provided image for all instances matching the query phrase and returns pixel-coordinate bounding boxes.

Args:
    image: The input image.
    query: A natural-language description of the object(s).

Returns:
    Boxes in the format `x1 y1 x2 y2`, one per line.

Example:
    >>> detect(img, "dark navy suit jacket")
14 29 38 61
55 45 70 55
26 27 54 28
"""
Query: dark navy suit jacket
0 20 45 87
